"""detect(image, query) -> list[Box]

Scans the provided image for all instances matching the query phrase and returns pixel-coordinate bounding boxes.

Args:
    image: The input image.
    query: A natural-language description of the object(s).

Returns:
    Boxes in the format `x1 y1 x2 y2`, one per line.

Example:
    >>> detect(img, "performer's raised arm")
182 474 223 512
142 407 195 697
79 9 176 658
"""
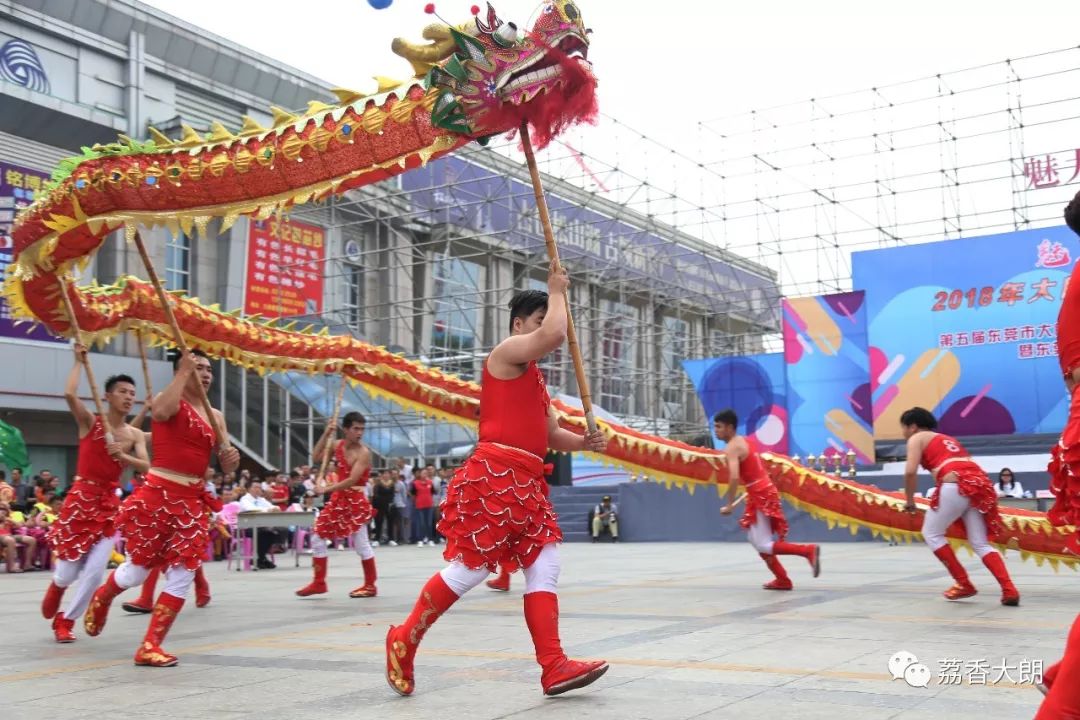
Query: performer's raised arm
489 261 568 369
152 351 198 422
63 344 96 437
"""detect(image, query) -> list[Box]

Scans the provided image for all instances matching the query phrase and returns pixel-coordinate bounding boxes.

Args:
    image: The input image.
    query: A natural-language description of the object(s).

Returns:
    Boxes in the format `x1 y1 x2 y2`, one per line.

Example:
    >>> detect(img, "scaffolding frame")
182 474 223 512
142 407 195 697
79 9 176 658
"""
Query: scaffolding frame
261 45 1080 462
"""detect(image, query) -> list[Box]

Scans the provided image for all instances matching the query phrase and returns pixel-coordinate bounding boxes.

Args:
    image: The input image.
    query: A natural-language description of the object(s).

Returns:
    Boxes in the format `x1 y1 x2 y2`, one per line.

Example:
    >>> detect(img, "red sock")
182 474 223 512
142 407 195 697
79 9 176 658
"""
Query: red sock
980 552 1017 594
760 553 790 583
135 567 162 607
523 591 565 669
932 545 971 585
772 541 814 559
362 557 377 587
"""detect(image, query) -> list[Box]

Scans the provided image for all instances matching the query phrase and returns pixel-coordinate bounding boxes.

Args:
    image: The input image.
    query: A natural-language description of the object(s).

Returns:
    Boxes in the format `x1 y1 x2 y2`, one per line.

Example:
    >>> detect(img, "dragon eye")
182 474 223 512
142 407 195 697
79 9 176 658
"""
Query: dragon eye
564 2 579 21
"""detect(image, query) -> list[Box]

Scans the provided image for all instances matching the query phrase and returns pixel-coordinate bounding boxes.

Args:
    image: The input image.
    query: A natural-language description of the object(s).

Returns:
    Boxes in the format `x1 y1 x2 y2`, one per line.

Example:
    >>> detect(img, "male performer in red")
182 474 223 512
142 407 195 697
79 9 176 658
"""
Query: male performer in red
83 350 239 666
385 262 609 697
1034 189 1080 718
899 407 1019 605
41 344 150 642
295 410 377 598
714 410 820 590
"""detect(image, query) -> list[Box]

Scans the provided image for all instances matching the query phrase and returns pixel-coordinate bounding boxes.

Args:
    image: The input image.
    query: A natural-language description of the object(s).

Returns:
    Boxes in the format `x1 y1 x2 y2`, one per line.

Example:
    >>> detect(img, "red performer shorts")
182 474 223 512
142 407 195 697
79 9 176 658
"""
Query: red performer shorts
115 474 214 571
1049 385 1080 553
313 486 375 539
438 442 561 573
47 477 120 562
739 478 789 541
932 463 1005 540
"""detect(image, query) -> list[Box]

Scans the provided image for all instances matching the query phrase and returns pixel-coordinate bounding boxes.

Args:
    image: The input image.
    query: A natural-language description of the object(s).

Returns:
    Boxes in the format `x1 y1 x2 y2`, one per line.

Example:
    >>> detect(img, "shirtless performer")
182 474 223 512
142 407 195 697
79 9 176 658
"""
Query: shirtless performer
41 344 149 642
714 409 820 590
295 411 378 598
385 262 609 697
900 406 1019 605
83 350 239 666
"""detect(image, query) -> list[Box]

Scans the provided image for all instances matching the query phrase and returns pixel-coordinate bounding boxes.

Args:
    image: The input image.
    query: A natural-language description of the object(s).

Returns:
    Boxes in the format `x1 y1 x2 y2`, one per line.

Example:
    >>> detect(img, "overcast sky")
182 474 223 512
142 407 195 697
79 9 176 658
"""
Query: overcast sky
142 0 1078 139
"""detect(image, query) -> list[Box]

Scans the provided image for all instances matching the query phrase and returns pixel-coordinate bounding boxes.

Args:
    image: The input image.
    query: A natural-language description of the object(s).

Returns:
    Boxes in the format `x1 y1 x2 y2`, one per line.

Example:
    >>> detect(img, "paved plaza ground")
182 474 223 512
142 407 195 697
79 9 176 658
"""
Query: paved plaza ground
1 541 1072 719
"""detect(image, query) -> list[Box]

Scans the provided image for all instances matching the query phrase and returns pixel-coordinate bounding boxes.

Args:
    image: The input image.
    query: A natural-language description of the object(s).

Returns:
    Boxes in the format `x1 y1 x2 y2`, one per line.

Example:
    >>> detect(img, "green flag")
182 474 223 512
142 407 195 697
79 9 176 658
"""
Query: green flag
0 419 30 473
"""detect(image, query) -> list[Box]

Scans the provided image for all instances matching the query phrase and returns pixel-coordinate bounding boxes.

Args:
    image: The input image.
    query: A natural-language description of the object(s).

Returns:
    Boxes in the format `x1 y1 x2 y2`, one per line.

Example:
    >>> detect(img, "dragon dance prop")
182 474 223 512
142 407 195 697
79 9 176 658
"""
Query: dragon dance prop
2 1 1073 569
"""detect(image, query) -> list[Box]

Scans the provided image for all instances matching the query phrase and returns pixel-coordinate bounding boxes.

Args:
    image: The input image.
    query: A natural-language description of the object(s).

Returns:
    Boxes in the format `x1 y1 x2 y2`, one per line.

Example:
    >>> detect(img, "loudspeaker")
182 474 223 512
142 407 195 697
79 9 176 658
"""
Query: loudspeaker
545 450 573 486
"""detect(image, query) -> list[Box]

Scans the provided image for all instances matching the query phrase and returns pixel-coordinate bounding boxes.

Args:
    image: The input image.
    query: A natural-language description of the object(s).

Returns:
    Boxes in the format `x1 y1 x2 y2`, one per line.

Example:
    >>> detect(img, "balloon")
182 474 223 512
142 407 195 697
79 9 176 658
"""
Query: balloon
368 0 393 8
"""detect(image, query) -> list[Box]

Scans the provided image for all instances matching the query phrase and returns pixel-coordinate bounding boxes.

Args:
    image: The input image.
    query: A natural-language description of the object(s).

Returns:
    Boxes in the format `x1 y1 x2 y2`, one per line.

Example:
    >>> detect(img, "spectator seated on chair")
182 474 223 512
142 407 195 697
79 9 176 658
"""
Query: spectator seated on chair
590 496 619 542
238 483 287 569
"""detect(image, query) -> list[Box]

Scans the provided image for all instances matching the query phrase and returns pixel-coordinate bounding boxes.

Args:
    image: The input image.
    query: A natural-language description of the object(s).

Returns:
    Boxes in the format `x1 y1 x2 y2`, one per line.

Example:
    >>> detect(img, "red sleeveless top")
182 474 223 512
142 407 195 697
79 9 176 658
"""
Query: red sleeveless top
920 433 971 474
151 400 215 476
479 360 550 459
75 416 124 486
737 439 768 484
1058 261 1080 375
334 440 370 486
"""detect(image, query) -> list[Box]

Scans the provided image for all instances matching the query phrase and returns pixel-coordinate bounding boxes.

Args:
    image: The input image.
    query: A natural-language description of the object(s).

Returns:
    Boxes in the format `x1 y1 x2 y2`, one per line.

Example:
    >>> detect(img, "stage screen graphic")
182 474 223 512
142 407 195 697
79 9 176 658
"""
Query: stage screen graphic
683 353 789 453
853 226 1077 440
783 291 873 462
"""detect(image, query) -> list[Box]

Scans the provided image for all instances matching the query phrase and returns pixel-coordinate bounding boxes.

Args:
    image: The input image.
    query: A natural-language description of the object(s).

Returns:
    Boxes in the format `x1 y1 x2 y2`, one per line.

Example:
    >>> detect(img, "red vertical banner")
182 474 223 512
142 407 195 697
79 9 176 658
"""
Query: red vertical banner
244 218 325 319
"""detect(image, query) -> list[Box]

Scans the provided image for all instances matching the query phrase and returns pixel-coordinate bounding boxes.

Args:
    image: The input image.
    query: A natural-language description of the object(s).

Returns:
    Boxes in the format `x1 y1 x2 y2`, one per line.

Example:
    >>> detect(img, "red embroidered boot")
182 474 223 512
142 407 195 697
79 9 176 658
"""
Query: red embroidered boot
759 553 793 590
42 581 65 619
386 572 461 696
933 545 976 600
122 567 159 614
981 552 1019 606
349 557 378 598
773 541 821 577
194 566 211 608
486 568 511 592
84 571 123 636
524 591 608 696
296 557 328 596
52 612 76 643
133 592 184 667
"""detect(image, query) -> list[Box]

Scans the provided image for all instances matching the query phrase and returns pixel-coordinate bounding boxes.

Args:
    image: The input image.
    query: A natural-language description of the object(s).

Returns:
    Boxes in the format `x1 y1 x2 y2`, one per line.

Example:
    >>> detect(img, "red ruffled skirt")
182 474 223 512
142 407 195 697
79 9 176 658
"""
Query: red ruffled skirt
47 478 120 562
438 442 561 573
932 464 1005 541
115 474 213 571
1049 385 1080 552
739 478 789 541
314 487 375 539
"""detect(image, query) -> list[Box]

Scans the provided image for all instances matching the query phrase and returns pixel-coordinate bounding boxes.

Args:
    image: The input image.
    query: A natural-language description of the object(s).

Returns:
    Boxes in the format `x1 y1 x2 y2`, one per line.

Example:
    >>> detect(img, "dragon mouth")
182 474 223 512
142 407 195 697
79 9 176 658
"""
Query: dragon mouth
498 32 590 102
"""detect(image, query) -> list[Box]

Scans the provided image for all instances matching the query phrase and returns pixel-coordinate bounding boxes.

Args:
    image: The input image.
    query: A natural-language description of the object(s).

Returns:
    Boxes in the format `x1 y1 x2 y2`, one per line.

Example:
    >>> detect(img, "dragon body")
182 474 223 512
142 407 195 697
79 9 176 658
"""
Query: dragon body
3 2 1072 569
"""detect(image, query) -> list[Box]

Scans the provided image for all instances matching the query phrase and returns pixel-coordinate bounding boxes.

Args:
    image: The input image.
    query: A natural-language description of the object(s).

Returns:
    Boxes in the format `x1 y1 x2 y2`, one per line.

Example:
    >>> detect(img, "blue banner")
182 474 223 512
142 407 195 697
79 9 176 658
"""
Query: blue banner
682 354 788 453
852 226 1076 439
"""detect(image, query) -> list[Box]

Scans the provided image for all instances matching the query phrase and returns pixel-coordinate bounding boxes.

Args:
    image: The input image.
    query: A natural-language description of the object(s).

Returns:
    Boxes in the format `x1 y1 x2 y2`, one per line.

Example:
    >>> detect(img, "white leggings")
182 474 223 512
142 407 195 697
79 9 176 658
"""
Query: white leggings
114 560 196 598
922 483 994 557
52 536 114 620
439 543 561 597
746 511 776 555
311 525 374 560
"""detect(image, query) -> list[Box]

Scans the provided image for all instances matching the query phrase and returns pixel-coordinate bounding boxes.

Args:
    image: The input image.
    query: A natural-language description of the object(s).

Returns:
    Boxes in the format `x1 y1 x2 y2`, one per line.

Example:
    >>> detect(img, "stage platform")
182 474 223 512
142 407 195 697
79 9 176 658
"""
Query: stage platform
0 542 1069 719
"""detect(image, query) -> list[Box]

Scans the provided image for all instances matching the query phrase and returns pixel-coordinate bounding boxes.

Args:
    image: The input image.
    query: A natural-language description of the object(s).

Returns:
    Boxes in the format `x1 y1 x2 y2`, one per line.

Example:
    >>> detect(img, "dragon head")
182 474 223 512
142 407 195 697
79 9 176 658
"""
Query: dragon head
393 1 596 148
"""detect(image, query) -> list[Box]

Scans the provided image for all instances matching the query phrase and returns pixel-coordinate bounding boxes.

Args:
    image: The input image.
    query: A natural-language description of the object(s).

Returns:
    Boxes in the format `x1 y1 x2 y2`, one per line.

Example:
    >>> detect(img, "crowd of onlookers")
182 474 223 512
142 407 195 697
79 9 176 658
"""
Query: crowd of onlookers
0 468 66 572
0 459 463 573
